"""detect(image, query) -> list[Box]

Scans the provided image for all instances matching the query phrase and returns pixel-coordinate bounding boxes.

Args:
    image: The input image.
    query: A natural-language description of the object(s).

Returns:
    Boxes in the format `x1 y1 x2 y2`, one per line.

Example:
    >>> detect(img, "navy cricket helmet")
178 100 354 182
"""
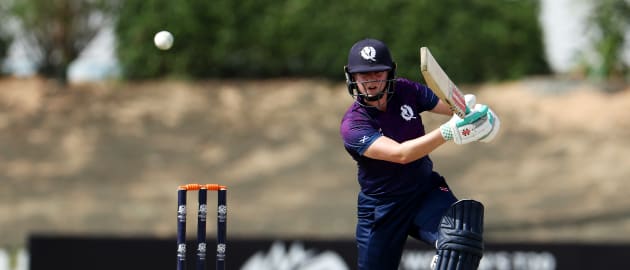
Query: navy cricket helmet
346 38 395 73
344 38 397 102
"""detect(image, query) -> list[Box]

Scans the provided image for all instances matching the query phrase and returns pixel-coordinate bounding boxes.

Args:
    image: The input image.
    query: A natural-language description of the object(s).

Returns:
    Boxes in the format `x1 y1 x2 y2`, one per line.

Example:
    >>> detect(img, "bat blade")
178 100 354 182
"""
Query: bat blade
420 47 468 118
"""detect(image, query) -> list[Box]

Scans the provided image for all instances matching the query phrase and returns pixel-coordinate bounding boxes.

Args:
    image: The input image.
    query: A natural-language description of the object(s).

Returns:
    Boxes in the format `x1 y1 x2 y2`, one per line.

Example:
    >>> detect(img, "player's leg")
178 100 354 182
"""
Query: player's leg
408 173 458 245
356 192 414 270
408 172 485 269
432 199 484 270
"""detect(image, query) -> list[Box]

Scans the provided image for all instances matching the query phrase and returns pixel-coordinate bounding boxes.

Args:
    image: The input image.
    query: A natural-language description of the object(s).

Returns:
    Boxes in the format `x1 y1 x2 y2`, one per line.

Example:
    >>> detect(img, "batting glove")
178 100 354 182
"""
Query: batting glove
480 106 500 143
440 104 493 145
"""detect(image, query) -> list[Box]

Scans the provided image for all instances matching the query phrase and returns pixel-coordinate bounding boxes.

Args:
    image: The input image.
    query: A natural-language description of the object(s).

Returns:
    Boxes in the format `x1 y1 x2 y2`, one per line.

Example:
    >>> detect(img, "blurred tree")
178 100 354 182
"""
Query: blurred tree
116 0 549 83
9 0 119 82
0 1 11 71
585 0 629 81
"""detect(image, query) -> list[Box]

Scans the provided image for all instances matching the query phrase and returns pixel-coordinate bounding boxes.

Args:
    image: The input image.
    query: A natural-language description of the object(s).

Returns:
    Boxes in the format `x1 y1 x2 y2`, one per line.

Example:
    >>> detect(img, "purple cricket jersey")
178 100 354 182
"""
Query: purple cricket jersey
340 78 440 196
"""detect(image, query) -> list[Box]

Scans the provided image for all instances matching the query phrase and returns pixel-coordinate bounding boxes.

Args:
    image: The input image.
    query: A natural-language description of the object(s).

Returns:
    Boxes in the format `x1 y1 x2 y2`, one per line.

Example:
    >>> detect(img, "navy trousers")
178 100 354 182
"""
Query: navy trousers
356 173 457 270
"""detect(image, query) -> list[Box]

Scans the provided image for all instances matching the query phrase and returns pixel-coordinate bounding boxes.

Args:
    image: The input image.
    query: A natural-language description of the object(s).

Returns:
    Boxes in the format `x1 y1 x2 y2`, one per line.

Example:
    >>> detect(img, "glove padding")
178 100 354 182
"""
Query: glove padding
465 94 500 143
480 107 500 143
441 104 494 145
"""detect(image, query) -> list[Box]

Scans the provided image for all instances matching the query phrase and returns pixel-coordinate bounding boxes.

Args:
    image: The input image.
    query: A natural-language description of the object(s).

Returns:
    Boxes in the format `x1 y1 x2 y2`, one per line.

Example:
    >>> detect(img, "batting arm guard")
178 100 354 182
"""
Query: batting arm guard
433 199 484 270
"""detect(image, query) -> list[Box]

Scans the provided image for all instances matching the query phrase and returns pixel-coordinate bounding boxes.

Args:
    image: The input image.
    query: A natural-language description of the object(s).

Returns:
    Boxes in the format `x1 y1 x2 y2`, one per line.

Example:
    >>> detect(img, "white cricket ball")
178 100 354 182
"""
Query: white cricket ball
154 30 174 50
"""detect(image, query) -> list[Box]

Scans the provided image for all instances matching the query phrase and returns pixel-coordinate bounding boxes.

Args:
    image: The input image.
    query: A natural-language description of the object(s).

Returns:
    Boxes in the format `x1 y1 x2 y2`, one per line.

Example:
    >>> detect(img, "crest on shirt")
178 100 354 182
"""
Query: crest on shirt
400 105 416 121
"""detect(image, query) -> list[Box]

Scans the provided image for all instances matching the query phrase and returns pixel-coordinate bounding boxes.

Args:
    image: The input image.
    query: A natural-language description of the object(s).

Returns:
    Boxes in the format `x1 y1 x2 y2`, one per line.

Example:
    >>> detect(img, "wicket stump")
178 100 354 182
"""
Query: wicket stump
177 184 227 270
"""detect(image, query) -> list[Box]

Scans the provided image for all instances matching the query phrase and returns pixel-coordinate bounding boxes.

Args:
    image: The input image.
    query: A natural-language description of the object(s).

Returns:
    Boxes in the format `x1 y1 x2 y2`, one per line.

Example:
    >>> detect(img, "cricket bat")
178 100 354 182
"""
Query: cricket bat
420 47 469 118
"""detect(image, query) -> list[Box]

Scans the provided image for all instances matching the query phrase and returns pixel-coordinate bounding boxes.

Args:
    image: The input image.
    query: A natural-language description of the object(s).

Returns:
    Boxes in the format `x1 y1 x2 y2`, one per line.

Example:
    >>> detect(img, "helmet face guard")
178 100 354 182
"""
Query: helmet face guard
345 64 396 103
344 39 397 104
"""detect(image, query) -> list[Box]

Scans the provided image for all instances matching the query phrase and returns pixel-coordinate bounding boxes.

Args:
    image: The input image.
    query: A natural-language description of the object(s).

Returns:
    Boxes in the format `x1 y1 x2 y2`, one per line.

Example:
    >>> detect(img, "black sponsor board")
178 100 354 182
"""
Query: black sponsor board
29 235 630 270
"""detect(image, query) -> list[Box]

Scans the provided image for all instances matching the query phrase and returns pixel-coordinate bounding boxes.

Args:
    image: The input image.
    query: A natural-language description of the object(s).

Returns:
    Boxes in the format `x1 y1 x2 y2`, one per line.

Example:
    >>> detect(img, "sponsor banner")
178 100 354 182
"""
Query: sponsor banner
28 235 630 270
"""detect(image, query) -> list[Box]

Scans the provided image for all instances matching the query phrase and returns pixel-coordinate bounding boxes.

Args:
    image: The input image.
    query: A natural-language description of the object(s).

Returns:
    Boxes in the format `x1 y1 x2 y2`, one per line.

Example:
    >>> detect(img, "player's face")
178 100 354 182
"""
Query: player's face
354 71 388 99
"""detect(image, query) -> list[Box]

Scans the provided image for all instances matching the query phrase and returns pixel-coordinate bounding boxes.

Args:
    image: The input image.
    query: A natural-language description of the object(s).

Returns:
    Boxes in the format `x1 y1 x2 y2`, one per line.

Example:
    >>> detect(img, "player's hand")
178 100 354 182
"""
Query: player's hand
440 103 493 145
480 106 500 143
463 94 500 143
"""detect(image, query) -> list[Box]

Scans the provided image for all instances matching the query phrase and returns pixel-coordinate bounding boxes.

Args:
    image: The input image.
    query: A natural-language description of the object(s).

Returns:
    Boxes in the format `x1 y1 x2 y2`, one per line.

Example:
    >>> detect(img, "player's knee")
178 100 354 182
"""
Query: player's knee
433 199 484 270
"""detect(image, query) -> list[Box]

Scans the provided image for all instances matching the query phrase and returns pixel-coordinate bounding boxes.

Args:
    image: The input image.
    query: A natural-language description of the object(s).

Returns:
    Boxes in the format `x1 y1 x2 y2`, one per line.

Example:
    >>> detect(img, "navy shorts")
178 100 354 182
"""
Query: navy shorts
355 172 457 270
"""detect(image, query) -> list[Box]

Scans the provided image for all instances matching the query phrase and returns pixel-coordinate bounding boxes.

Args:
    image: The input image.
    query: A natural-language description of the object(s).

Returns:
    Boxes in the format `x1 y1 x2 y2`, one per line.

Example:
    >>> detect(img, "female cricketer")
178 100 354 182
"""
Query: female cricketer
340 38 500 270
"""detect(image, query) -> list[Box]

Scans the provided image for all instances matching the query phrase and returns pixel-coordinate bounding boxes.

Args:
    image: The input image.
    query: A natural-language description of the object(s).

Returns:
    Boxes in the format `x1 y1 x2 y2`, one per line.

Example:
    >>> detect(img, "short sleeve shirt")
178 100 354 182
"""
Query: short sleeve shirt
340 78 440 196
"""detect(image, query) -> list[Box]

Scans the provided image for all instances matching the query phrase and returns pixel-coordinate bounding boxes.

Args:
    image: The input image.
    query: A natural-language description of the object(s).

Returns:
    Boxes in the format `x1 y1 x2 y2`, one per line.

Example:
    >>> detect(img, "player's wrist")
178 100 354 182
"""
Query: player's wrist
440 123 454 141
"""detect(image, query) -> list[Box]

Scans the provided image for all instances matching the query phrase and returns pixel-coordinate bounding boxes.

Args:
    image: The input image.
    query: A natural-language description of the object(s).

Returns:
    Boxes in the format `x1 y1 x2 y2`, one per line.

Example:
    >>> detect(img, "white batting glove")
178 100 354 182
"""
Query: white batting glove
464 94 476 109
440 103 493 145
480 106 500 143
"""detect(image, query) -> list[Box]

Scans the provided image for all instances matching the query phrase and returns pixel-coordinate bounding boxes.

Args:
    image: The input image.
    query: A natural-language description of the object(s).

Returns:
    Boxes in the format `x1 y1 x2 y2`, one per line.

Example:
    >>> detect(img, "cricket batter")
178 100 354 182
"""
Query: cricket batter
340 39 500 269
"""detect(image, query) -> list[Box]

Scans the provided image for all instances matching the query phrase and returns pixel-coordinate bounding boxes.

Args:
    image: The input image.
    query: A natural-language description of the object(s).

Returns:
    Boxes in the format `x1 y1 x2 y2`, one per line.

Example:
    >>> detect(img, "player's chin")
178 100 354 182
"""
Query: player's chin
367 88 383 95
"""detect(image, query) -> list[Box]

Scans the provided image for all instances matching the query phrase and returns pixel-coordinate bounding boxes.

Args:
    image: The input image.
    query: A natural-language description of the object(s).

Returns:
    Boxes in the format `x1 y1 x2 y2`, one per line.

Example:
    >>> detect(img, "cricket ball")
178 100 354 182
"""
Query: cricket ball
154 30 174 50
